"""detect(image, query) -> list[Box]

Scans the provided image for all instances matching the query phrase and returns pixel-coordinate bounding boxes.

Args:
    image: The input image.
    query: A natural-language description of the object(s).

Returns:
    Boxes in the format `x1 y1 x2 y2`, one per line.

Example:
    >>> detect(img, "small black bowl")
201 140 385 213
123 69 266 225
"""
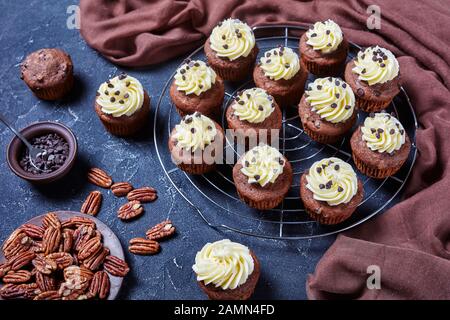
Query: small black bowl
6 121 77 184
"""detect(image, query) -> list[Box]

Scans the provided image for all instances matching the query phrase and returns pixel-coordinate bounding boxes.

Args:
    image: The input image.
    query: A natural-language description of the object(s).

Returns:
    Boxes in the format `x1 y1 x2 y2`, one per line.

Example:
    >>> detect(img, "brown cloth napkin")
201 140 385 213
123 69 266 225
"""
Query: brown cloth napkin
80 0 450 299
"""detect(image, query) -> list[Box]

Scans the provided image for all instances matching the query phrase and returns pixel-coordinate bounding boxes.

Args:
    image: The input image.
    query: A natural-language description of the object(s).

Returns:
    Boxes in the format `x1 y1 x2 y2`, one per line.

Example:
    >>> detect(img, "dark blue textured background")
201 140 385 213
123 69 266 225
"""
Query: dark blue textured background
0 0 339 299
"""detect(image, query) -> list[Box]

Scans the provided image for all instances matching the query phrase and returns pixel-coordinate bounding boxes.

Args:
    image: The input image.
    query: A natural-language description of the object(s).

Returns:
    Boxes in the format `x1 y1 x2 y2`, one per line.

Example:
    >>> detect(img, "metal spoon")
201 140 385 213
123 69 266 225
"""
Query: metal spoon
0 113 46 171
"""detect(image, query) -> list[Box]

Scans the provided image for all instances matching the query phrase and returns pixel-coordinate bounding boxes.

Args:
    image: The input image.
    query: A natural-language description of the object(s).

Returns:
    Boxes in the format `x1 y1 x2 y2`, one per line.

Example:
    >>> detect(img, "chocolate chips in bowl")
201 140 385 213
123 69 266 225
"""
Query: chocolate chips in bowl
6 121 77 184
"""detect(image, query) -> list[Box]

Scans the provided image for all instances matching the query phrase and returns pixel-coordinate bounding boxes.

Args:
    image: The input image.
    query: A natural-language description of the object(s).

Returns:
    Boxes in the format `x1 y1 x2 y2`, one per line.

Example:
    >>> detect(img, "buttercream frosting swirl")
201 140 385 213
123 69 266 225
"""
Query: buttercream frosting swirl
305 77 355 123
192 239 254 290
210 18 255 61
361 112 405 154
352 46 399 85
240 145 285 187
260 46 300 81
232 88 274 123
306 19 343 53
306 157 358 206
173 112 217 152
96 74 144 117
174 60 216 96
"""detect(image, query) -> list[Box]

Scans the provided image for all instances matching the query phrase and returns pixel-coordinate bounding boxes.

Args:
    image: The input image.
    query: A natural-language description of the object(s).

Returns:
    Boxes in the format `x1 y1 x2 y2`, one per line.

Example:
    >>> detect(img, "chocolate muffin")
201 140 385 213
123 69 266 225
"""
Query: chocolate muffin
300 157 364 224
253 46 308 108
205 18 259 81
350 112 411 178
20 48 74 100
299 77 356 144
345 46 400 112
233 145 293 210
193 239 260 300
168 112 224 175
300 20 349 76
226 88 282 147
170 59 224 119
95 73 150 137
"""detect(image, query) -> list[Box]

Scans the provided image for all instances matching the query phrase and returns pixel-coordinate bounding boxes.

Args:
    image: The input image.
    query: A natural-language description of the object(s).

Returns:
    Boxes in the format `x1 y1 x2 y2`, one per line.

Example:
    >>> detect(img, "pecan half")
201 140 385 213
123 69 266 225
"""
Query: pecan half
59 277 89 299
87 167 113 188
73 225 96 252
36 272 57 291
64 265 94 283
146 220 176 241
3 231 32 259
129 238 160 255
32 254 57 275
42 212 61 230
77 237 102 260
19 224 45 239
80 190 103 216
9 251 36 270
82 247 109 271
61 216 96 229
60 229 74 252
103 255 130 277
47 252 74 269
117 200 144 220
2 270 32 284
34 290 61 300
42 227 61 255
0 263 11 278
0 283 40 299
127 187 157 203
89 271 110 299
111 182 134 197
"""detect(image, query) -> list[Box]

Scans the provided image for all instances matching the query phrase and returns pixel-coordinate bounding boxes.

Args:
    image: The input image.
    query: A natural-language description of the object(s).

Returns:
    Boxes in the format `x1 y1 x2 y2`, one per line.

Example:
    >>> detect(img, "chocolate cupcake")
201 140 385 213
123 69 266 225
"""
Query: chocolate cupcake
299 20 348 76
345 46 400 112
95 74 150 137
233 145 293 210
226 88 282 147
350 112 411 178
253 46 308 108
299 77 356 144
168 112 224 175
205 18 259 81
170 59 224 119
20 48 74 100
300 157 364 224
192 239 260 300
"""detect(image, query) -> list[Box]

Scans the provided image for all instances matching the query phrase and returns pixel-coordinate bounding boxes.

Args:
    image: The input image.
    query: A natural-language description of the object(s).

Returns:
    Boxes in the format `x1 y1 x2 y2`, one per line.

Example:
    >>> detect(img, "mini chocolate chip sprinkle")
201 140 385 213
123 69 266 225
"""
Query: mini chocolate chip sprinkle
310 33 317 37
182 75 186 81
223 44 229 49
335 93 340 98
361 54 366 59
279 52 284 57
258 105 264 111
377 128 384 134
383 55 388 60
190 128 196 133
327 43 332 47
185 117 193 124
235 29 240 34
246 93 251 99
285 63 290 68
198 84 203 89
266 59 272 64
186 66 190 70
126 81 131 87
328 77 333 82
319 184 325 189
361 68 366 74
237 33 242 38
400 129 405 135
317 85 323 90
380 63 386 68
180 69 186 74
326 180 333 189
119 100 124 104
207 125 213 130
334 164 340 171
194 62 200 67
110 97 116 103
266 52 271 57
372 56 378 62
124 93 129 99
254 175 261 181
268 96 273 101
316 167 322 174
371 128 376 133
369 112 376 118
335 80 340 86
104 90 109 96
322 164 327 169
331 103 337 108
96 91 100 96
244 161 249 167
345 105 352 110
118 73 127 80
108 83 114 88
376 133 381 139
238 100 245 105
390 129 395 135
342 82 347 88
235 96 240 101
115 90 120 95
221 35 226 40
279 159 284 165
273 51 278 56
338 186 344 192
326 30 330 35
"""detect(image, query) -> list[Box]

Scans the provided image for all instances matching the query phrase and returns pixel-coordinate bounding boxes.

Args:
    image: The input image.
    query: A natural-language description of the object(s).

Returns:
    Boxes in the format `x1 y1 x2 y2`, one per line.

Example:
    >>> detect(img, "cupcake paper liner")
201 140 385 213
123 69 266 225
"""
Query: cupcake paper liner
236 190 284 210
303 126 343 144
352 151 403 179
301 57 344 77
177 162 216 175
210 63 252 82
355 96 392 113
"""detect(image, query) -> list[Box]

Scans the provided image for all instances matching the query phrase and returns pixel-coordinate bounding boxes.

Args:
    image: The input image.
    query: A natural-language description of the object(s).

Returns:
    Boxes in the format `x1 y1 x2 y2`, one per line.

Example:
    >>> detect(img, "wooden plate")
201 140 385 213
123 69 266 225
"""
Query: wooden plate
0 211 125 300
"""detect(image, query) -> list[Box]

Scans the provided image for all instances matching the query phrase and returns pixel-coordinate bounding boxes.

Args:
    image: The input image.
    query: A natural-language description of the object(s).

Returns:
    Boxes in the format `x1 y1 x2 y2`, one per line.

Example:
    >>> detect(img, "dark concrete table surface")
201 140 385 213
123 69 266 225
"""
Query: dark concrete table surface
0 0 336 299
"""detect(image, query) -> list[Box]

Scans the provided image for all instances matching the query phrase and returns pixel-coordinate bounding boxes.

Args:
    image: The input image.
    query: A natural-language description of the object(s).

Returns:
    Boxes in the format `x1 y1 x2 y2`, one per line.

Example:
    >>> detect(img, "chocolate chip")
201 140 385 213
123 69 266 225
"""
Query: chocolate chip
221 35 226 40
238 100 245 105
110 97 116 103
335 80 340 86
310 33 317 37
400 129 404 135
223 44 229 49
185 117 193 124
342 82 347 88
326 30 330 35
182 75 186 81
245 161 249 167
273 50 278 56
194 62 200 67
345 105 352 110
199 84 203 89
115 90 120 95
335 93 340 99
266 52 271 57
254 175 261 181
369 112 375 118
108 83 114 88
376 133 381 139
327 43 332 47
357 88 365 97
319 184 325 189
190 128 196 133
104 90 109 95
372 56 378 62
258 105 264 111
361 68 366 74
390 129 395 134
118 73 127 80
380 63 386 68
361 54 366 59
237 33 242 38
246 93 251 99
266 59 271 64
331 103 337 108
328 77 333 82
317 85 323 90
96 91 100 96
180 69 186 74
124 93 129 99
195 112 201 117
338 186 344 192
383 55 388 60
207 125 213 130
279 45 285 51
316 167 322 174
126 81 131 87
285 63 290 68
322 164 327 169
371 128 376 133
334 165 340 171
326 180 333 189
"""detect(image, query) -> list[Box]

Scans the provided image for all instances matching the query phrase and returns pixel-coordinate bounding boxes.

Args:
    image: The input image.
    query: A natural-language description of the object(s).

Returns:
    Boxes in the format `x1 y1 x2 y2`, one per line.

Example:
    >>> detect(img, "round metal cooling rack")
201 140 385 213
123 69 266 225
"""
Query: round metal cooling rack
153 25 418 240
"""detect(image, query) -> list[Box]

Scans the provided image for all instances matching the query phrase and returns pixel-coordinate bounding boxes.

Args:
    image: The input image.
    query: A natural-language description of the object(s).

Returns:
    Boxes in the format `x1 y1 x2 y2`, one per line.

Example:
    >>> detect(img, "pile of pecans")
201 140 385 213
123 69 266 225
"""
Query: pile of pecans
0 212 129 300
83 167 157 220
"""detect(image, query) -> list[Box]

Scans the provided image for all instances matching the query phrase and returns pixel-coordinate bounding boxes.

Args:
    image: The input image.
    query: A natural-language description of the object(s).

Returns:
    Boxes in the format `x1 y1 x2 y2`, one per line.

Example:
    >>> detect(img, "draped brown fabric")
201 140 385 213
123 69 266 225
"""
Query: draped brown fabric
80 0 450 299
